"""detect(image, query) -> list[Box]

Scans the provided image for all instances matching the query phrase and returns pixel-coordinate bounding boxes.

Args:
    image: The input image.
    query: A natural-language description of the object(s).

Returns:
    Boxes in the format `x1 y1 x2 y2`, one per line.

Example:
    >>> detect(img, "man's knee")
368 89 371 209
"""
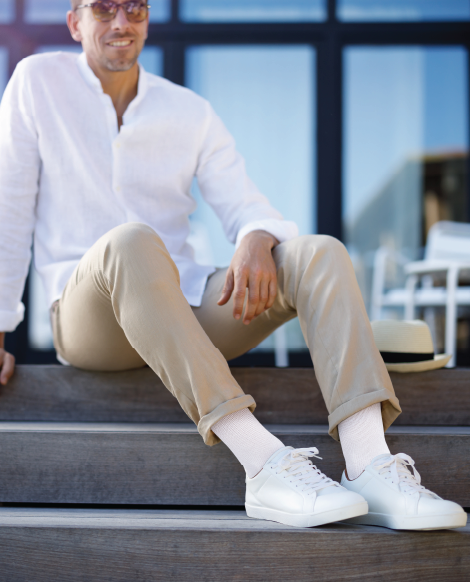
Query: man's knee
281 234 350 264
105 222 158 246
100 222 165 257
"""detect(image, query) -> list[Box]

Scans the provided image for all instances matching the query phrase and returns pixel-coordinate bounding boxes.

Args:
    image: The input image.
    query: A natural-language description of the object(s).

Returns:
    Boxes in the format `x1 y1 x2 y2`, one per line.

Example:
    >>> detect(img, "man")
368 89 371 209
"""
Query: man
0 0 466 530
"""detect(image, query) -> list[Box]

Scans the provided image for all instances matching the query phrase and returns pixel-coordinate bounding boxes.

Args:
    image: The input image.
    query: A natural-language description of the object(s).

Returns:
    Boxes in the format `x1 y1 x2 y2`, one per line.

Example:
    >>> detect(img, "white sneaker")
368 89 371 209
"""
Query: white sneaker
341 453 468 531
245 446 368 528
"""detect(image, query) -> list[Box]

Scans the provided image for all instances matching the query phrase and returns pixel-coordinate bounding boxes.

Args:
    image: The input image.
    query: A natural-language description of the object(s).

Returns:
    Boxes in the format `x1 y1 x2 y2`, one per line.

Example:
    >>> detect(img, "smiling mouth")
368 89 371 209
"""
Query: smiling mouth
107 40 134 47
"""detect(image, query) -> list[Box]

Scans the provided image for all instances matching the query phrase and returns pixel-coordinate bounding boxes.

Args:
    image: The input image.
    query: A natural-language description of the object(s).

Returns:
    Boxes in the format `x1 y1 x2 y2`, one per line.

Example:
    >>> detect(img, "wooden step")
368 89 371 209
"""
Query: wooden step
1 365 470 425
0 508 468 581
0 423 468 506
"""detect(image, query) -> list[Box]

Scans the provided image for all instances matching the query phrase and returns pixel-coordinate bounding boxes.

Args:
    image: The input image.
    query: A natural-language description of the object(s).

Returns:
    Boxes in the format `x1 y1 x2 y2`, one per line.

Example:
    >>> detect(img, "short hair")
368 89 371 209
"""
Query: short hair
70 0 81 10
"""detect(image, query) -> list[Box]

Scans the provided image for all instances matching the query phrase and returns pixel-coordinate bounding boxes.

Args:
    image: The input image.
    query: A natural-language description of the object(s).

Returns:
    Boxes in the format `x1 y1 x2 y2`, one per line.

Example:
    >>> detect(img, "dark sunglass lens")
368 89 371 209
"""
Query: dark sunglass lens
125 2 148 22
92 1 117 21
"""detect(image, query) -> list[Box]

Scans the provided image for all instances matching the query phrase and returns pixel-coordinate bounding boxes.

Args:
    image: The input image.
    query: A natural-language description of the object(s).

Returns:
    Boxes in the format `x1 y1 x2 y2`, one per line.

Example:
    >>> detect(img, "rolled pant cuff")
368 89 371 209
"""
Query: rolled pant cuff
198 394 257 446
328 388 402 442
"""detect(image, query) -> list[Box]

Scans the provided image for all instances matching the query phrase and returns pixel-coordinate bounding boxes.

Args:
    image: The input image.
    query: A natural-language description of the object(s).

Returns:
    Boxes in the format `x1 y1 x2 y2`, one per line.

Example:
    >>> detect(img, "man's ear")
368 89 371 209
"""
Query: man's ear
67 10 83 42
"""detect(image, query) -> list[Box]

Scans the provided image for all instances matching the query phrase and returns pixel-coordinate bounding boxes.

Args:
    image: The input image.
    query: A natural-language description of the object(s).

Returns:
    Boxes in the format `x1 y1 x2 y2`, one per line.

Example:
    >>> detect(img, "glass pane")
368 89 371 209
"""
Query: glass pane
148 0 170 22
138 46 163 75
25 0 170 23
343 46 468 316
338 0 470 21
186 45 315 354
181 0 326 22
0 0 14 22
0 48 7 97
25 0 71 23
36 44 82 54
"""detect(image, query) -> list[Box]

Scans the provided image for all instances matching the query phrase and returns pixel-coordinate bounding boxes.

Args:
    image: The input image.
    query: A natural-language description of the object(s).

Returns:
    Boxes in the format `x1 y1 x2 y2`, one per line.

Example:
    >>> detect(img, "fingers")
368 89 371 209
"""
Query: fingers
265 276 278 310
217 269 235 306
0 350 15 385
244 271 278 323
254 277 269 317
243 273 261 324
232 270 249 321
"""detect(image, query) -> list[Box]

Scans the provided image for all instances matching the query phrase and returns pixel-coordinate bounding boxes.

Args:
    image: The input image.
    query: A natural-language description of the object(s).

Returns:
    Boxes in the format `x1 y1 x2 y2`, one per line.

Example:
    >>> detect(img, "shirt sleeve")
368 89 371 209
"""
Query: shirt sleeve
0 60 40 332
195 102 299 247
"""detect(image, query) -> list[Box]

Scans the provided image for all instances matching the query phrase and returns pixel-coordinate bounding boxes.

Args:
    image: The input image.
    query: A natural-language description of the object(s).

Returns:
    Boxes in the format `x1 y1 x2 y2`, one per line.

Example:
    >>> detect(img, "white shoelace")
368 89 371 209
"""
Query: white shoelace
274 448 338 495
373 453 437 497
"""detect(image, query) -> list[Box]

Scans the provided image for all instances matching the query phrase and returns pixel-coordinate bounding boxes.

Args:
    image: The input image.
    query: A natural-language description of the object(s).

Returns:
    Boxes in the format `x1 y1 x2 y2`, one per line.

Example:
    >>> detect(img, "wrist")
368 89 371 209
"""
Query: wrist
243 230 280 250
0 332 5 350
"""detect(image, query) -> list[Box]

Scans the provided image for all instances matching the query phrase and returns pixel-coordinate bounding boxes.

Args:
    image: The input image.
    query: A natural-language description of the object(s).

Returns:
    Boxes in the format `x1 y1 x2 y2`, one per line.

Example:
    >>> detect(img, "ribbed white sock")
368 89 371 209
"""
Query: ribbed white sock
338 403 390 480
212 408 285 478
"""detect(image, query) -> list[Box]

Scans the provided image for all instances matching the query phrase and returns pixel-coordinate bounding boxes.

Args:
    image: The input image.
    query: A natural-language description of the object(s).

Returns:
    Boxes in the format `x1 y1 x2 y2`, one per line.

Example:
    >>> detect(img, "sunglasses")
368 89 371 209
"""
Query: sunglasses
75 1 151 23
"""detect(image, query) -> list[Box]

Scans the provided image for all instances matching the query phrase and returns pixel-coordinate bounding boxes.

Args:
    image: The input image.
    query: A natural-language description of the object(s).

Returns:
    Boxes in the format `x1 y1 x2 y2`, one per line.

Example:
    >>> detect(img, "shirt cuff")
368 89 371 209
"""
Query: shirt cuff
235 219 299 249
0 302 25 333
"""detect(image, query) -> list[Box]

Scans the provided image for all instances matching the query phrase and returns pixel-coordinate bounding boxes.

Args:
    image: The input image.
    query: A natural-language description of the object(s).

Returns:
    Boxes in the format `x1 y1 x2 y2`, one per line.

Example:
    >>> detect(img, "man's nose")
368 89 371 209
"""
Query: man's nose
110 5 131 29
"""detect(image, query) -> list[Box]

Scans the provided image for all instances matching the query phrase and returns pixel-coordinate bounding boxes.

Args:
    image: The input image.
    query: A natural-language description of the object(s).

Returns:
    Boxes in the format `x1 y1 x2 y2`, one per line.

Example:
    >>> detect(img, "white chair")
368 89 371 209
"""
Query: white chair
371 221 470 367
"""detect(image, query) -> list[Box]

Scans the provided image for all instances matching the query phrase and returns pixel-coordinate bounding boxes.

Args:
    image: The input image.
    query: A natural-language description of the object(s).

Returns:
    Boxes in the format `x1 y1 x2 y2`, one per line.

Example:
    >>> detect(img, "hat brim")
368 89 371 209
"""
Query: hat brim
385 353 451 373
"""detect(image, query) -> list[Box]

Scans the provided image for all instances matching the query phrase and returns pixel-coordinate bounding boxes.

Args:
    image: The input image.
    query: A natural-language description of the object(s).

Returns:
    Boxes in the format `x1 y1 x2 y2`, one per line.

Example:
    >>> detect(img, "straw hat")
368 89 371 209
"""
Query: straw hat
371 319 451 373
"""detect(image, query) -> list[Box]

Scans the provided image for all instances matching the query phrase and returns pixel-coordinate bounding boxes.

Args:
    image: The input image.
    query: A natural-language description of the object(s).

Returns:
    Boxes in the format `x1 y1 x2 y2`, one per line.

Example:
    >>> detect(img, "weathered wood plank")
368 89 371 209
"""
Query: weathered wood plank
0 365 469 425
0 509 468 582
0 423 468 506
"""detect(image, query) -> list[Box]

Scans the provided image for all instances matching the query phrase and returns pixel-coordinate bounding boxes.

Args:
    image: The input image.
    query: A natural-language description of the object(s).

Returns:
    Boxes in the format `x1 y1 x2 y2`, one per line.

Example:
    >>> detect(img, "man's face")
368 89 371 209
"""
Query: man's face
67 1 149 72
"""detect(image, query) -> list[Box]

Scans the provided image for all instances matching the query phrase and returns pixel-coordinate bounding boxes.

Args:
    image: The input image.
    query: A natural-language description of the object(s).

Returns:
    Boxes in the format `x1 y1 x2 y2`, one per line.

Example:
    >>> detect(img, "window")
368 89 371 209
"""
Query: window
343 46 468 311
0 0 14 23
180 0 326 22
337 0 470 21
24 0 170 23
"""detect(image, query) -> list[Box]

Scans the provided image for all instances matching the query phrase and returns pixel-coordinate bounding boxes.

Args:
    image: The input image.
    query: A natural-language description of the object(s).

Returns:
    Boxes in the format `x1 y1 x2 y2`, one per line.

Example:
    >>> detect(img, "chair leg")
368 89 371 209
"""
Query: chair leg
371 301 382 321
404 274 417 320
424 307 439 351
445 267 459 368
274 326 289 368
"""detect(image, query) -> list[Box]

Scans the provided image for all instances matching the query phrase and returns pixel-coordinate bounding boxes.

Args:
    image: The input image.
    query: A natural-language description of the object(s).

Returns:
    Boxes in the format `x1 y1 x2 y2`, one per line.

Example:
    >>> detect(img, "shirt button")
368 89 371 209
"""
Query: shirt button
116 143 121 149
116 186 121 192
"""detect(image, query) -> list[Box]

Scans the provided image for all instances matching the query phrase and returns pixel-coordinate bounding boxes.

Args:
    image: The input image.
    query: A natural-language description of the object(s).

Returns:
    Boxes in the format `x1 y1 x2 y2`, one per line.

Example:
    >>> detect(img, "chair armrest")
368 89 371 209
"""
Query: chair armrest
404 260 470 276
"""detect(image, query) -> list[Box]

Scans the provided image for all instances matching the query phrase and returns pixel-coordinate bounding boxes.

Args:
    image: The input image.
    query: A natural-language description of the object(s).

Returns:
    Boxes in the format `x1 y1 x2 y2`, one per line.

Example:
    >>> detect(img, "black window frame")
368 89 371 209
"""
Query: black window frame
2 0 470 365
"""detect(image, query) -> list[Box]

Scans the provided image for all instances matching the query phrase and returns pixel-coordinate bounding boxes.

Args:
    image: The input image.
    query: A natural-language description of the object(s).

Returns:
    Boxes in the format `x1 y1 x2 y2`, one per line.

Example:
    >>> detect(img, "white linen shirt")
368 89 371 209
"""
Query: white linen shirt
0 51 298 332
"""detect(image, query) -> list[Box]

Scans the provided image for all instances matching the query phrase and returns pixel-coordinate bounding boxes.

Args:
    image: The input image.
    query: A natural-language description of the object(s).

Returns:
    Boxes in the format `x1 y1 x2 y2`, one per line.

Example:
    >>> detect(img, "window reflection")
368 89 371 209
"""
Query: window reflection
0 0 14 23
343 47 468 313
181 0 326 22
24 0 170 23
337 0 470 21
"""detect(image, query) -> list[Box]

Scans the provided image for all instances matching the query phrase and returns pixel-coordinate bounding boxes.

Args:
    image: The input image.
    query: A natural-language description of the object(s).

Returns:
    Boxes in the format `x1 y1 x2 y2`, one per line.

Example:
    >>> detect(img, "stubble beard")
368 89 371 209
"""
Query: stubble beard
102 54 139 72
100 37 142 72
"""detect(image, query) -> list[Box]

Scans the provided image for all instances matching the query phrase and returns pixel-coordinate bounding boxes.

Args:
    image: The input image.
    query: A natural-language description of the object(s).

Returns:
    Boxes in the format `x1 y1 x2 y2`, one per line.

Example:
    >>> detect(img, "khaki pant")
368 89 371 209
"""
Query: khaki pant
51 222 401 445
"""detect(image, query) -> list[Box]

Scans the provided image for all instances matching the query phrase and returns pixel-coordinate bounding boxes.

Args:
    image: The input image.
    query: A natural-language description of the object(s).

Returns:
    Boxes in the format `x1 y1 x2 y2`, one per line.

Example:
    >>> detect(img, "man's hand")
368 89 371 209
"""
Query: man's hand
0 332 15 386
218 230 279 324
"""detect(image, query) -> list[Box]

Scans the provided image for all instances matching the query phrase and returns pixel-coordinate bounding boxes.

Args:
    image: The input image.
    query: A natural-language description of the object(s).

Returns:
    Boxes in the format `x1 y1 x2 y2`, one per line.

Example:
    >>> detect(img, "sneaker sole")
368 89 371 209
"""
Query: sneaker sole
343 511 468 531
245 501 368 528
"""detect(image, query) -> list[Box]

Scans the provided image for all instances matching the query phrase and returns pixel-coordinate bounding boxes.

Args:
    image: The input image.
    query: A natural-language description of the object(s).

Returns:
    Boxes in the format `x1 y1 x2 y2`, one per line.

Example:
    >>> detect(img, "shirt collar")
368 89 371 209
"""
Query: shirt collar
76 51 148 106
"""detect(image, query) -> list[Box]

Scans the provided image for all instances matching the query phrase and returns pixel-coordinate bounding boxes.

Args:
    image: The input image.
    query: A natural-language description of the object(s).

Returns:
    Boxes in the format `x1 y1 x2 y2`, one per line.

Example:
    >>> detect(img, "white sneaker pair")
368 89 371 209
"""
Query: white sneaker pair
245 446 467 530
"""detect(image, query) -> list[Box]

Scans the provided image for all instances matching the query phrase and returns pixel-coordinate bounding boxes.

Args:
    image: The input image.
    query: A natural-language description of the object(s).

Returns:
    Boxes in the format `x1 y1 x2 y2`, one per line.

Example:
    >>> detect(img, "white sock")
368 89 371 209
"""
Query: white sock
212 408 285 478
338 403 390 480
